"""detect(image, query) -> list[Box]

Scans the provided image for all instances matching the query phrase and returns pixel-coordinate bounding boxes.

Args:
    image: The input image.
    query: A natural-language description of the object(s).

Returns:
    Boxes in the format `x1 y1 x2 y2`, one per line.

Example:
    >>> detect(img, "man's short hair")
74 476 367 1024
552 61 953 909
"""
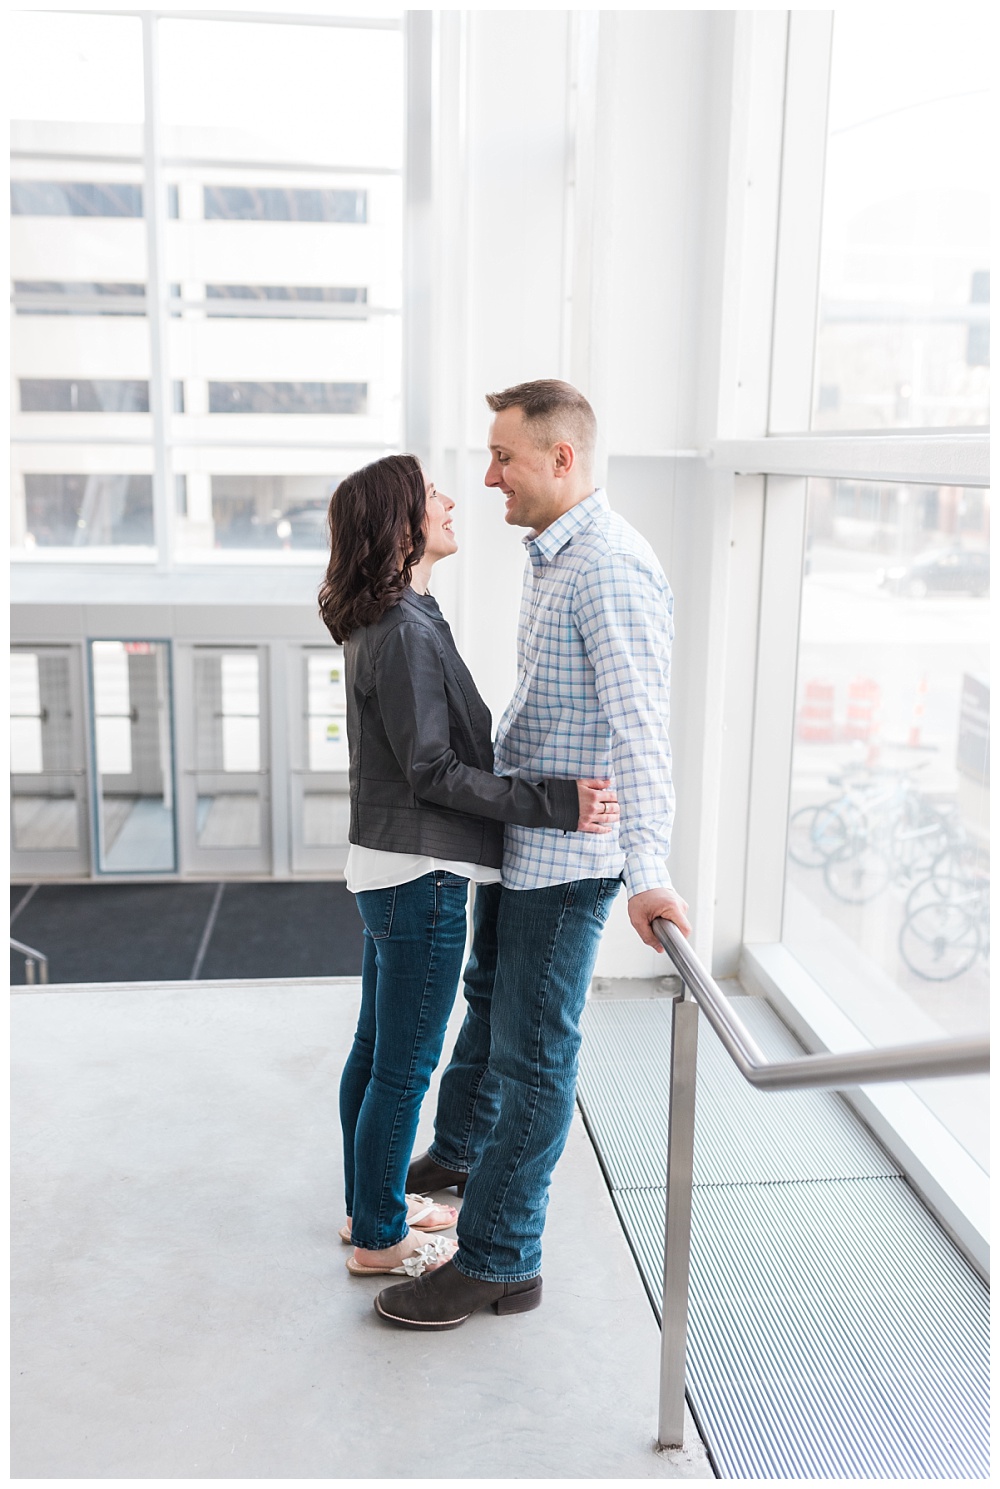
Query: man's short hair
486 379 597 466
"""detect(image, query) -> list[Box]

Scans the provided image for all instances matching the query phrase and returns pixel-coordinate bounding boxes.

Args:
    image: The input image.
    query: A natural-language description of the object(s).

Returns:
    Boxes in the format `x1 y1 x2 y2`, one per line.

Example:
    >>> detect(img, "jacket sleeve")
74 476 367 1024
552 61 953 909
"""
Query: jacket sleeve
373 620 579 830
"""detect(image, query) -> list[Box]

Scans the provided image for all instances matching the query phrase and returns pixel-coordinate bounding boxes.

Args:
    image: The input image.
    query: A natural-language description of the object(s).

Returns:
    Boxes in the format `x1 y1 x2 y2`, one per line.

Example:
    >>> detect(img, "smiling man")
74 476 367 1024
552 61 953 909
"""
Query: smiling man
376 378 689 1329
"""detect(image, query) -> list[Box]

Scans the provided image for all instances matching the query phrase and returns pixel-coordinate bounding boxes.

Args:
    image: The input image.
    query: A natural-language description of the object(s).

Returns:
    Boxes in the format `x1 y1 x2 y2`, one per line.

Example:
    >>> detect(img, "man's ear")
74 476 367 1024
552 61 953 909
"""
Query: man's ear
552 441 576 476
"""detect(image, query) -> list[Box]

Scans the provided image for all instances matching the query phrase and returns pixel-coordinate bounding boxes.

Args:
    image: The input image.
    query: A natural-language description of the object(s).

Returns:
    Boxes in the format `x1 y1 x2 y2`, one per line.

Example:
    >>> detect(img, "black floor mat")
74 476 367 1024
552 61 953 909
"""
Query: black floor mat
198 881 363 981
10 881 364 985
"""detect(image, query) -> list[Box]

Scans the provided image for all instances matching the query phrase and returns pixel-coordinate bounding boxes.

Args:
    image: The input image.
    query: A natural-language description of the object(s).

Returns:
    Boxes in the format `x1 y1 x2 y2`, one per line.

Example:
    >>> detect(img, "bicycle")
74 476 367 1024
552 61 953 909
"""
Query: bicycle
899 858 990 981
788 764 947 905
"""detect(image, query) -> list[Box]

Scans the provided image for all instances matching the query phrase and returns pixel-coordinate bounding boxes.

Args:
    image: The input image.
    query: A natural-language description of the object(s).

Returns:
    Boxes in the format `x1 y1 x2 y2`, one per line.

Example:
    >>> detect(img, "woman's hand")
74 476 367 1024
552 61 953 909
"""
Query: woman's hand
576 778 620 833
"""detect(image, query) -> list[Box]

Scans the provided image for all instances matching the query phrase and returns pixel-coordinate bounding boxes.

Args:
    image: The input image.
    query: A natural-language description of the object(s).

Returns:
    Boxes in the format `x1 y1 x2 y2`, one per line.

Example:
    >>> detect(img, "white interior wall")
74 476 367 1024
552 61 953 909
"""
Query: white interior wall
426 10 772 976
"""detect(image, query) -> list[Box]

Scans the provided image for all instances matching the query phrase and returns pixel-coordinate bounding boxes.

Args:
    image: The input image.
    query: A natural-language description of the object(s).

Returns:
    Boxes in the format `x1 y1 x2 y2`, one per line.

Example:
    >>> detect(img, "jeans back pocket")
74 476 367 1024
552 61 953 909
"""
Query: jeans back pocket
356 885 397 940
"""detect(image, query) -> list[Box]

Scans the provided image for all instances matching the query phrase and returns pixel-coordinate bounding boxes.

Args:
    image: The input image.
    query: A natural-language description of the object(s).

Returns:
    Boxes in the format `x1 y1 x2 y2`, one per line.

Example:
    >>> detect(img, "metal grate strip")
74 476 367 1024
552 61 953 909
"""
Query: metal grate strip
578 997 989 1480
579 998 897 1189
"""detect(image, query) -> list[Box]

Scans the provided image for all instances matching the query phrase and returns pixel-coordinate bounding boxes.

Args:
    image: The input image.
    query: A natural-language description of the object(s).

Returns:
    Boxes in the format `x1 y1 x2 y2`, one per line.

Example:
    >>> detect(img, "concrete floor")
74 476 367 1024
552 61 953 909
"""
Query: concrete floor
11 977 712 1479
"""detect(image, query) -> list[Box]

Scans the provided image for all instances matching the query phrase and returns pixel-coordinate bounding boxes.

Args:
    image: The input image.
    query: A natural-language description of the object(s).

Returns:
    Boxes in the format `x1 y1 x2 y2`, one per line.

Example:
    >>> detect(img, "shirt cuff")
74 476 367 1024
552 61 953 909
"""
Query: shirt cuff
623 856 674 898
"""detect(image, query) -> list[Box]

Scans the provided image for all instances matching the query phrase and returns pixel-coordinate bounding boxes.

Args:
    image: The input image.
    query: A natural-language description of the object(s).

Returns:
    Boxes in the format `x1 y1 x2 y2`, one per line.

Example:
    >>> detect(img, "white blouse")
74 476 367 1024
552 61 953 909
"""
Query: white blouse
344 843 502 894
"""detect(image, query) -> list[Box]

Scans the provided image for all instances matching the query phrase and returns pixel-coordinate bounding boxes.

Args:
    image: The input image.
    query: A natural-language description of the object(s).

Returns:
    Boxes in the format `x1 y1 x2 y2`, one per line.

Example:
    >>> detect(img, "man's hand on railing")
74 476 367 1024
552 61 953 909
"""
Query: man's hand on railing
628 887 691 948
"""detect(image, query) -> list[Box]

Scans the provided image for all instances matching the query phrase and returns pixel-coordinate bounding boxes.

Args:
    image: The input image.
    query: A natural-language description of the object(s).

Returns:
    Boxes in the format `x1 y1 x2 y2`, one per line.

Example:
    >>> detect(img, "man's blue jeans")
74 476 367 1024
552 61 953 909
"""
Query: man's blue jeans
428 876 621 1281
340 871 468 1251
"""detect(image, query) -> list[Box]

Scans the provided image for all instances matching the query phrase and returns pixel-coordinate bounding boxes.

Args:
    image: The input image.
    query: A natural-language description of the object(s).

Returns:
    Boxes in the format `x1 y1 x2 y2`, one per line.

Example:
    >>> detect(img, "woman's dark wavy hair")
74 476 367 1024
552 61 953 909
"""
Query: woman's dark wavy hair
319 453 427 643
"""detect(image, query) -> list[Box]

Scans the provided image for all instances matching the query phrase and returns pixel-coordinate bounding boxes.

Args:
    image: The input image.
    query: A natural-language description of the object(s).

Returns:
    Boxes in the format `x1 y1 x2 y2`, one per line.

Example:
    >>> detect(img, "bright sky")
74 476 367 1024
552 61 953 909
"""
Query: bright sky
829 4 991 130
9 6 990 213
8 9 404 166
824 5 990 256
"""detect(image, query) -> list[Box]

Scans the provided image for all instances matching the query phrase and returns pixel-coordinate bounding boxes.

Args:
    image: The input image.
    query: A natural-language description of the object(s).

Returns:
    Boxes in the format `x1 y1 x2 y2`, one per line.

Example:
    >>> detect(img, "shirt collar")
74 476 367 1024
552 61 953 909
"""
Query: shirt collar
524 488 609 566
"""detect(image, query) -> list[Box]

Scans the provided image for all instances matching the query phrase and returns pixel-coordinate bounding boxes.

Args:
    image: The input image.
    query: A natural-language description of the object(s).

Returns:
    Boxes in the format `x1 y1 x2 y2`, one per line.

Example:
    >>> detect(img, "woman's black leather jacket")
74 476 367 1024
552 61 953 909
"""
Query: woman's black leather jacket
344 588 579 867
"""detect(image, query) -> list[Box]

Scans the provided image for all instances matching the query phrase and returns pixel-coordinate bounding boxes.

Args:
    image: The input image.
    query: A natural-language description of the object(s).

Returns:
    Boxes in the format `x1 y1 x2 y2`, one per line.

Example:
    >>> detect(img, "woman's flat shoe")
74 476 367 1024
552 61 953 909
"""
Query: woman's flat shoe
339 1193 458 1245
346 1235 457 1277
406 1151 469 1197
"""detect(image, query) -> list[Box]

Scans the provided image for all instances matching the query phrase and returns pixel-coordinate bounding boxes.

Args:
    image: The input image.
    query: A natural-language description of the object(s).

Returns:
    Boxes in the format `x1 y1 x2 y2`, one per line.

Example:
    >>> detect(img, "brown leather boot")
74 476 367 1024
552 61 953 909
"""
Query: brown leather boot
374 1260 542 1330
406 1150 469 1197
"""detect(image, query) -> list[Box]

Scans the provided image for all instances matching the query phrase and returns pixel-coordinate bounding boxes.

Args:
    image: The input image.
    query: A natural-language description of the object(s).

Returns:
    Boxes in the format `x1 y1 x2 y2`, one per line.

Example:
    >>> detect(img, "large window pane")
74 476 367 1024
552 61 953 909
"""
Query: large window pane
23 474 154 549
784 479 989 1165
812 12 990 430
10 12 403 566
7 12 144 125
207 474 336 552
10 11 152 560
161 16 404 562
159 21 402 169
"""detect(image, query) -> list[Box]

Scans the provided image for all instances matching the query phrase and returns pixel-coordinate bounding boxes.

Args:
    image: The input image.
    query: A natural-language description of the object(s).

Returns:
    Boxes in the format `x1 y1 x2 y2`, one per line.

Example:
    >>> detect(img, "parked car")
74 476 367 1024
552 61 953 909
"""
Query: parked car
271 503 330 550
876 547 989 598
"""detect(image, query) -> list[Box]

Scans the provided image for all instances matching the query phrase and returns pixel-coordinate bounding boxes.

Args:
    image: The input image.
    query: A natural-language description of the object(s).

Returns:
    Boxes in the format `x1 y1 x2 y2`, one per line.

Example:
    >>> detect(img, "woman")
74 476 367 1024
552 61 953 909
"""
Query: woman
319 453 618 1278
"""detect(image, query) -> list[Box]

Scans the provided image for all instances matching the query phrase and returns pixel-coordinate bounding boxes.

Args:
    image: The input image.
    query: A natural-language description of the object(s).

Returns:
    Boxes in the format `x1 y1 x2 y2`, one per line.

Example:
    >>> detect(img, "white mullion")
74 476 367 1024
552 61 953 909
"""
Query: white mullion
403 9 433 466
141 13 173 572
768 10 833 434
709 433 989 487
743 474 809 945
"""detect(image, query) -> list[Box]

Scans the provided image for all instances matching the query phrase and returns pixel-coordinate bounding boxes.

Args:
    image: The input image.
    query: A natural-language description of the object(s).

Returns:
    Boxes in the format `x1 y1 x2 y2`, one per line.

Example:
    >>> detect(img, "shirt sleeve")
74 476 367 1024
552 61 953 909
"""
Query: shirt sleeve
572 550 675 896
373 620 579 831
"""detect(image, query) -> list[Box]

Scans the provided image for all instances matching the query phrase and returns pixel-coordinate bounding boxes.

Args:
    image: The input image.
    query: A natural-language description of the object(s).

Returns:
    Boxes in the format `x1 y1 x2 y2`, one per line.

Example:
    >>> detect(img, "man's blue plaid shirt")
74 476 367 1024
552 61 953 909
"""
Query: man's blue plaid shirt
495 487 675 896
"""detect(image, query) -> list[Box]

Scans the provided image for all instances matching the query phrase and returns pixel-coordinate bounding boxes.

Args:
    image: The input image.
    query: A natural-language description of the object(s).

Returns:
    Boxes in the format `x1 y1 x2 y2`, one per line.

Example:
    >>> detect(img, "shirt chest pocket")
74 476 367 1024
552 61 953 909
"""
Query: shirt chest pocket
523 597 578 661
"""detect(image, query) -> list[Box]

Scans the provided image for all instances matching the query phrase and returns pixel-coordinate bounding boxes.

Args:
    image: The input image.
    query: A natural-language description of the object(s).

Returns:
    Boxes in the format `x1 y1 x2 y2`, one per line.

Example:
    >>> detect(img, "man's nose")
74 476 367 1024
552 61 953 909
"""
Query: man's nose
485 459 502 488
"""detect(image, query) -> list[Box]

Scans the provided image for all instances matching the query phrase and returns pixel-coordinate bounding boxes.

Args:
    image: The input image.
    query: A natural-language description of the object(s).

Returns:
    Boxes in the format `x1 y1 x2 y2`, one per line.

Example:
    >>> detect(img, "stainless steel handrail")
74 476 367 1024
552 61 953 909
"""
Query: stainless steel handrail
650 915 990 1451
10 936 49 986
656 919 989 1090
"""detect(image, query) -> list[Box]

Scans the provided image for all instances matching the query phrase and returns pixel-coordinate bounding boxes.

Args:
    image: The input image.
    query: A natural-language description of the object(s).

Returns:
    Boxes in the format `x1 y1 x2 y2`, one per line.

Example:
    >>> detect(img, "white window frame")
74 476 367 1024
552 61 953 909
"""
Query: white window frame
9 7 407 572
710 12 990 1275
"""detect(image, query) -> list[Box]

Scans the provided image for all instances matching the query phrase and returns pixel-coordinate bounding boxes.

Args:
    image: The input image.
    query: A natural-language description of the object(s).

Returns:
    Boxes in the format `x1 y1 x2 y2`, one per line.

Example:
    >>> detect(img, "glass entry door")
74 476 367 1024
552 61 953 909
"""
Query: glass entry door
290 647 350 873
10 645 90 877
178 646 271 874
90 640 177 873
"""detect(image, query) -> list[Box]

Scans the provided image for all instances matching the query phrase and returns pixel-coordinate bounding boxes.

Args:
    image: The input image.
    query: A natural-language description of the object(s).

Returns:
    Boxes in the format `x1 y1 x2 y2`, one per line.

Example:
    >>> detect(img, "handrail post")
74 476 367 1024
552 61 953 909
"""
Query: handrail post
657 988 699 1450
10 937 49 986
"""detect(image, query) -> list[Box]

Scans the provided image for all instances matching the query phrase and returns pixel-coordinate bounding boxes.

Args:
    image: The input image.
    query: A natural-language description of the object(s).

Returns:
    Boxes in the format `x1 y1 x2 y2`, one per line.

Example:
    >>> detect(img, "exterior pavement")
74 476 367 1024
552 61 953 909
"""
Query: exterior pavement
11 977 712 1479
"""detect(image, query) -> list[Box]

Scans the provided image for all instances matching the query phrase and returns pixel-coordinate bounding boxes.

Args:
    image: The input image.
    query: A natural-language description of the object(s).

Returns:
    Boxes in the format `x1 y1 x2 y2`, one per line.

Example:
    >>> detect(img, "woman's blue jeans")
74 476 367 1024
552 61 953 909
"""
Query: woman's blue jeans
427 876 620 1280
339 871 469 1250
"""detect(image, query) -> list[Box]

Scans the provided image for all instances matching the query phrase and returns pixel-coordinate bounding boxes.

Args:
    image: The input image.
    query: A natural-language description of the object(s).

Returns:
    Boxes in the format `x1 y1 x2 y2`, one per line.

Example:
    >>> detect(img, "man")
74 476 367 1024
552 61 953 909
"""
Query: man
376 379 689 1329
